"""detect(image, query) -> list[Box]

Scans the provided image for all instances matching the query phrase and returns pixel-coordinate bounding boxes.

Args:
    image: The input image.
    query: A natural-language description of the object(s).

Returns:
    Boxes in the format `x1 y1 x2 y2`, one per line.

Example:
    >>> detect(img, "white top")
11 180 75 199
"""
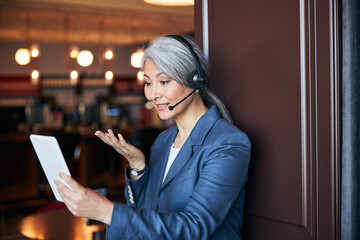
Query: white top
162 145 181 183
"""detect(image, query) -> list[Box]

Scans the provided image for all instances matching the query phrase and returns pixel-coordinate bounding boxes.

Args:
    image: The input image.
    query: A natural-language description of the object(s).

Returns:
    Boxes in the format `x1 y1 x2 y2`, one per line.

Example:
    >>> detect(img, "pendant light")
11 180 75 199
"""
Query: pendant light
31 70 40 85
70 70 79 85
131 49 144 68
30 44 40 58
77 50 93 67
15 48 31 65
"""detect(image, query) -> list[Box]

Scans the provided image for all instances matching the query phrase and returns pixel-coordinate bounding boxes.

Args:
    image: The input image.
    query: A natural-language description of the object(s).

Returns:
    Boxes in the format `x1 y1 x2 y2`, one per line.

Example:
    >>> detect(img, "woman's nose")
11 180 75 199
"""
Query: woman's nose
149 85 161 100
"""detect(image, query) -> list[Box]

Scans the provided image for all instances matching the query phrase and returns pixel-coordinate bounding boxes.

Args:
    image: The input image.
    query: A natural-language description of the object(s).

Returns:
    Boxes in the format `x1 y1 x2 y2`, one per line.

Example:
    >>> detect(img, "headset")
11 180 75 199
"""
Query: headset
166 35 207 90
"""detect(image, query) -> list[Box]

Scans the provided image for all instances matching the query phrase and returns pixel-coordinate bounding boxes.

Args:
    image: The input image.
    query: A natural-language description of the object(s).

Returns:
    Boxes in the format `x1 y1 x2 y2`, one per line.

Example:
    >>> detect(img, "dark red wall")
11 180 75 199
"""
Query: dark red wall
195 0 340 239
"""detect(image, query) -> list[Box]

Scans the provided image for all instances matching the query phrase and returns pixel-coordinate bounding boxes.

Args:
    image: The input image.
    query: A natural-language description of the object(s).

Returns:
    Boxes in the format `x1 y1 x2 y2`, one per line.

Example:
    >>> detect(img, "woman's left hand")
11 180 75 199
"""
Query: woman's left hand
95 129 146 171
55 172 114 225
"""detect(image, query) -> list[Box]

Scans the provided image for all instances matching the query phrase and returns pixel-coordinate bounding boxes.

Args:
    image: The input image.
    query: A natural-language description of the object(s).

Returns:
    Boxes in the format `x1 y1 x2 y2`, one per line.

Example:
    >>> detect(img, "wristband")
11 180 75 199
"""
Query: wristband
129 166 147 176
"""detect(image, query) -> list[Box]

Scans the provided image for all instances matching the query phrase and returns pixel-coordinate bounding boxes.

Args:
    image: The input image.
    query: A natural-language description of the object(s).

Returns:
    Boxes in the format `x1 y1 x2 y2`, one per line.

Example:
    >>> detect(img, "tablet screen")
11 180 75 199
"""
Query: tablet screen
30 134 72 202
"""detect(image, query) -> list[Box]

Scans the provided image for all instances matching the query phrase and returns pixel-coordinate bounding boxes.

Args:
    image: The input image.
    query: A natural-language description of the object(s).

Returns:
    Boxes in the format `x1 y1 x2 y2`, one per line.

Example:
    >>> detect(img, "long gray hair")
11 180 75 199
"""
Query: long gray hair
141 35 233 123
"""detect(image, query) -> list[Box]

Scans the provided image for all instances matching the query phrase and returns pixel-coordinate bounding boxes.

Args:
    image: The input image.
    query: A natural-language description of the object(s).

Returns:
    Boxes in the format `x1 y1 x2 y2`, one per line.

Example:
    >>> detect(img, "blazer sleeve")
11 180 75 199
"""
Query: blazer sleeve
106 132 251 240
123 166 150 208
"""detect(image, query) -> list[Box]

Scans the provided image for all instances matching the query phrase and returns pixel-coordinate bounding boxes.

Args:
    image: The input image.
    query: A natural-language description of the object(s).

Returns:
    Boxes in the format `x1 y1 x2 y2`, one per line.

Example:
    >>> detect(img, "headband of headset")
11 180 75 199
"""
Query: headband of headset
166 35 207 89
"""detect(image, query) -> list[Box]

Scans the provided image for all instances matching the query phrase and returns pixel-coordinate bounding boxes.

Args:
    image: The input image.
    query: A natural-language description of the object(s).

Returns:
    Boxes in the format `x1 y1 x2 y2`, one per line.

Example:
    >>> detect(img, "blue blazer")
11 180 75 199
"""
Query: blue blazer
106 106 251 239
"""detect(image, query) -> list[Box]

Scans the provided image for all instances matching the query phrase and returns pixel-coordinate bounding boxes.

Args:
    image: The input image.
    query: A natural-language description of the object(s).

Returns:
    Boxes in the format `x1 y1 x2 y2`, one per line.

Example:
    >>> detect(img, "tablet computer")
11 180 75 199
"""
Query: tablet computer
30 134 72 202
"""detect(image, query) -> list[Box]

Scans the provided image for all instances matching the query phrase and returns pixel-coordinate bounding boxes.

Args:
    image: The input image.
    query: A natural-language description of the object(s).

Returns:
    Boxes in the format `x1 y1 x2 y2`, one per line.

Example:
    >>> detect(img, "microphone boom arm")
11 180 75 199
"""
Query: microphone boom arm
168 89 197 111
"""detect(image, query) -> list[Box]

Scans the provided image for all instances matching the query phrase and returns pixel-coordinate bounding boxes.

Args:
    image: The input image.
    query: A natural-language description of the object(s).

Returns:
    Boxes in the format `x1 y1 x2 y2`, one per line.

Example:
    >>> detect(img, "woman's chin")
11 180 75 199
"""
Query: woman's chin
156 111 173 121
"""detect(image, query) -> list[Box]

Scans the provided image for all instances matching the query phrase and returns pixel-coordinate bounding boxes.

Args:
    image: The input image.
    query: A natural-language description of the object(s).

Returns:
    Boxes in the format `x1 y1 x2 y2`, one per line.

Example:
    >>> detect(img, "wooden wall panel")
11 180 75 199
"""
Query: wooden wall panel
195 0 340 239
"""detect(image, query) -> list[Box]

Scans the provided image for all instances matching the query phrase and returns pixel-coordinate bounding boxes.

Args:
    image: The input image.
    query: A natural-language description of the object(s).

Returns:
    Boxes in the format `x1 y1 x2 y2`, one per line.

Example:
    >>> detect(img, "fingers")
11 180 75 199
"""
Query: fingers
55 175 87 216
117 133 127 147
54 178 76 206
95 129 124 148
58 172 83 192
94 129 143 162
116 134 131 156
103 129 129 152
95 130 113 146
107 129 120 145
106 130 124 147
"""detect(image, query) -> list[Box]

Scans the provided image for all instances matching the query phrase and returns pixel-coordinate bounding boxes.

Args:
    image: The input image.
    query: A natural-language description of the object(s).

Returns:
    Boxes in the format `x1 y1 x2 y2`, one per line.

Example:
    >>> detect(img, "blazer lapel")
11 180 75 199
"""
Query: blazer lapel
161 138 193 188
148 127 177 209
160 106 220 190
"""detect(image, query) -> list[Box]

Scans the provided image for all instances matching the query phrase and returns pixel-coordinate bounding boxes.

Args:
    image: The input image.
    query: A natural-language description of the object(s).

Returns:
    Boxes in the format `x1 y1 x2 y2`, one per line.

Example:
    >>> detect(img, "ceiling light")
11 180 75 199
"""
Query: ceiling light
15 48 31 65
31 70 40 85
105 71 114 80
105 71 114 85
137 71 144 82
70 70 78 80
70 70 79 85
77 50 93 67
31 70 40 79
30 45 40 58
144 0 194 6
70 47 79 59
131 49 144 68
137 70 145 85
104 49 115 60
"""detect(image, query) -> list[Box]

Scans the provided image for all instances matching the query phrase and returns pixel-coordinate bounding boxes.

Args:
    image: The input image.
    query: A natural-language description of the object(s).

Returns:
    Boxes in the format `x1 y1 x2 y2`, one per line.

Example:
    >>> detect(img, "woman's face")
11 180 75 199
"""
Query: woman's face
143 59 194 120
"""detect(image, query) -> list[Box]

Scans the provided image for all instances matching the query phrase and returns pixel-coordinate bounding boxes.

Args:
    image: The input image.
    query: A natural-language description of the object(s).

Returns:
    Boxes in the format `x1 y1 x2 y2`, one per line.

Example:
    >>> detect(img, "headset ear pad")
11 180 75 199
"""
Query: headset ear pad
188 69 206 89
165 35 207 89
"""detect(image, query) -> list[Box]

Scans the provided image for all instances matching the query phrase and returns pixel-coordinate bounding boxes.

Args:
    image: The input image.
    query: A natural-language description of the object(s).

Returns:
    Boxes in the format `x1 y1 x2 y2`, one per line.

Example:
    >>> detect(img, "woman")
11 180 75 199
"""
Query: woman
55 35 251 239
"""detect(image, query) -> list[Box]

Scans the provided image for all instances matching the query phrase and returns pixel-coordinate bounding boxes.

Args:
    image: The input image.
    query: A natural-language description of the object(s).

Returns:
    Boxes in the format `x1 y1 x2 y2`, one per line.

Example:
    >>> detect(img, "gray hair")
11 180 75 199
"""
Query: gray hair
141 36 233 123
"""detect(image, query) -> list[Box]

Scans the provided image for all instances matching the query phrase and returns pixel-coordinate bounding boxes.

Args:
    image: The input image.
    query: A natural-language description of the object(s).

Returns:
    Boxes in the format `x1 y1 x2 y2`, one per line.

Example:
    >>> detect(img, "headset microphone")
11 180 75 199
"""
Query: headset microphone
168 89 197 111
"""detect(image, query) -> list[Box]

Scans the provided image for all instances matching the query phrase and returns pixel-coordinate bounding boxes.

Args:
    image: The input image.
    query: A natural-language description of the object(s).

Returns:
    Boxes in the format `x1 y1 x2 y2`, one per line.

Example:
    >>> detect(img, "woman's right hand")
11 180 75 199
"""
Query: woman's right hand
94 129 146 171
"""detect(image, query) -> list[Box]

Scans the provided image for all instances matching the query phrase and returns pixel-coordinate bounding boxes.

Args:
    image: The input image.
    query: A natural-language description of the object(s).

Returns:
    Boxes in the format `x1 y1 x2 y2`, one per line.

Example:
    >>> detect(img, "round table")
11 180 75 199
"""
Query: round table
19 208 106 240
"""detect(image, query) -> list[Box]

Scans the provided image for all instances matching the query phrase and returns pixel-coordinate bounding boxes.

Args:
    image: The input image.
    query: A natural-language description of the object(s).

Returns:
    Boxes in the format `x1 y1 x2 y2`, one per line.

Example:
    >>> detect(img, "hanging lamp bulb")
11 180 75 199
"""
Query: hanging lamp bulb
31 70 40 85
70 46 79 59
77 50 93 67
30 44 40 58
105 70 114 80
130 49 144 68
137 70 144 83
105 71 114 85
70 70 79 85
15 48 31 65
104 49 115 60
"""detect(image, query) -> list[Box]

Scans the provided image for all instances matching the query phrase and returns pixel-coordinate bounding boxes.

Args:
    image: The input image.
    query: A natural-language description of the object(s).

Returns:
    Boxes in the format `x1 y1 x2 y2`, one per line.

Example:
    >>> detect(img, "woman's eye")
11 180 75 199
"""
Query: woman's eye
160 80 170 85
144 82 151 86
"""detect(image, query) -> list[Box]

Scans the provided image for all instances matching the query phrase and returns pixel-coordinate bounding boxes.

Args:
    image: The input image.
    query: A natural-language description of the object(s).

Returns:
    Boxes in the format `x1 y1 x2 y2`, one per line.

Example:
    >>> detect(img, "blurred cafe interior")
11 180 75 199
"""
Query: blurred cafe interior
0 0 193 237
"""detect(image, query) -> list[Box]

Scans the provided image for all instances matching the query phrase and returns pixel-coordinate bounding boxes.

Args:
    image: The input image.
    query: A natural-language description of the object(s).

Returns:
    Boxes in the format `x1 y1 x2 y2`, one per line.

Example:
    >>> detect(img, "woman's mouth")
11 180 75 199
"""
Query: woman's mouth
155 103 170 111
